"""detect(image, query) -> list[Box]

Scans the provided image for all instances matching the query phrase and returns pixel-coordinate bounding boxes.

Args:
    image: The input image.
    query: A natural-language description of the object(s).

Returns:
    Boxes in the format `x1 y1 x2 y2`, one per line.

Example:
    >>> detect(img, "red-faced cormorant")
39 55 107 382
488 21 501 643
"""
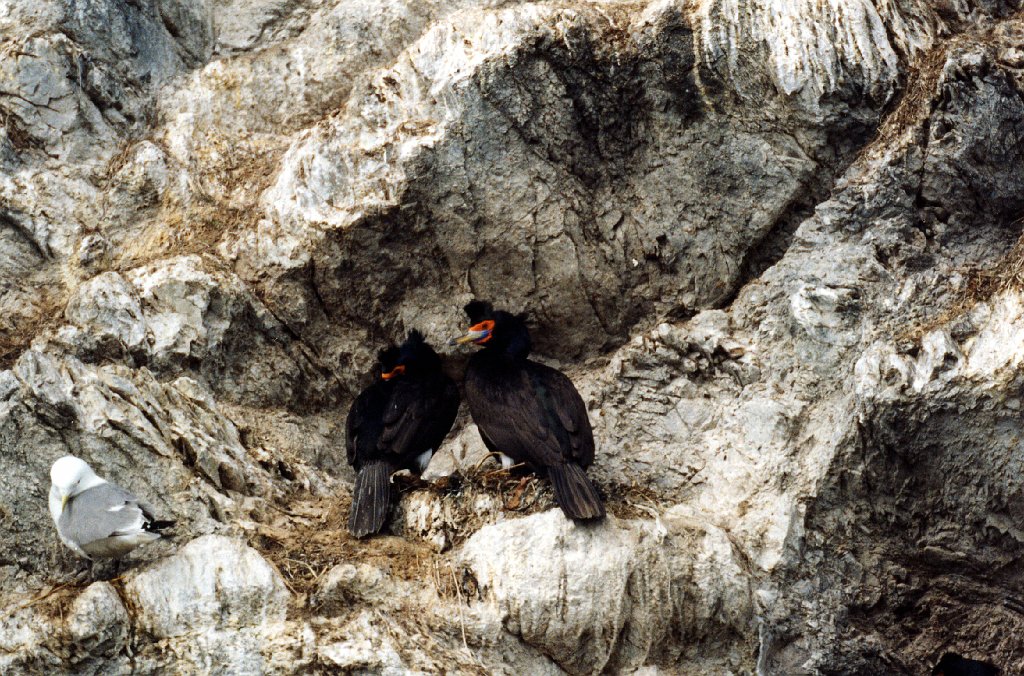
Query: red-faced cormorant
346 330 460 538
452 301 605 521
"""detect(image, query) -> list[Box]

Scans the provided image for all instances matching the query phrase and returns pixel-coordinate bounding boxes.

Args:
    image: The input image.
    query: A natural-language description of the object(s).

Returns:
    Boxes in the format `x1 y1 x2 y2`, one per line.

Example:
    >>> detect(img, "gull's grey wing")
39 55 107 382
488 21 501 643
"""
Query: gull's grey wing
58 483 152 548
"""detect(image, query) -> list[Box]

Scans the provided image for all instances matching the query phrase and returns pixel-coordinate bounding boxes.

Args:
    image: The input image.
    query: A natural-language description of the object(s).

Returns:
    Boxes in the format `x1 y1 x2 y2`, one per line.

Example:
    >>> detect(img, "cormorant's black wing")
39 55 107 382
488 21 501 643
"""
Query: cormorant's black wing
379 375 461 464
467 362 591 468
528 362 595 467
467 359 604 520
346 386 386 468
345 382 397 537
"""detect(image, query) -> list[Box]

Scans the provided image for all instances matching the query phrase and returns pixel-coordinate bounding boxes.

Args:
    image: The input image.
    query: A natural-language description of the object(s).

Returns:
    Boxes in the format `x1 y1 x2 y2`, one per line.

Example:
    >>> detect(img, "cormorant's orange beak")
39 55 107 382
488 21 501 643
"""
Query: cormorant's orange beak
381 365 406 380
450 320 494 346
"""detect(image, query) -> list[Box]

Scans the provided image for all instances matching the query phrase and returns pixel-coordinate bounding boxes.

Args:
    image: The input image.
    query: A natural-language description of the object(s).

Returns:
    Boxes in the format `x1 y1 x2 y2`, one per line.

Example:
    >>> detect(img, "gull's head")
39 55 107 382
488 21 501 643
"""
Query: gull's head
50 456 98 508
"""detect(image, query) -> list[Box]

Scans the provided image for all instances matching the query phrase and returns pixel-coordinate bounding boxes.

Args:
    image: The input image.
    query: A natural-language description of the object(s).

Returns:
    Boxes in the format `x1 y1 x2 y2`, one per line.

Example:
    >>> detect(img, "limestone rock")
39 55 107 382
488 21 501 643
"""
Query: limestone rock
317 611 408 673
0 605 60 674
460 509 755 674
65 272 147 353
125 535 288 638
66 582 130 672
311 561 393 615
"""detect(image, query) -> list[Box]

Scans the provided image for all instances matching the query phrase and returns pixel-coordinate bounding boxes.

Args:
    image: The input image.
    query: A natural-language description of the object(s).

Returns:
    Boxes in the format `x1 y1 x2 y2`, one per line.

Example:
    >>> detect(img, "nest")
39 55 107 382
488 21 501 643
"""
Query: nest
247 496 435 610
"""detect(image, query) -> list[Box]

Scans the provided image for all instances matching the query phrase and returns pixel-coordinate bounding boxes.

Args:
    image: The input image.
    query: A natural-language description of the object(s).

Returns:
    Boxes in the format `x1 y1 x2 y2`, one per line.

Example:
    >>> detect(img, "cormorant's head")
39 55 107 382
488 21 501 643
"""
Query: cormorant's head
451 301 531 359
377 330 441 380
932 652 1000 676
376 345 402 380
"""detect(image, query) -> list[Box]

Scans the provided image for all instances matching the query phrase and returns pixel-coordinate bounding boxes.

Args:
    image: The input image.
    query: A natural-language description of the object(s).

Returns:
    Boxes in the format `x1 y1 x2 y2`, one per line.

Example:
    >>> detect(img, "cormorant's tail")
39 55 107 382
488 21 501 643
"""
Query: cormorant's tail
349 463 393 538
549 463 605 521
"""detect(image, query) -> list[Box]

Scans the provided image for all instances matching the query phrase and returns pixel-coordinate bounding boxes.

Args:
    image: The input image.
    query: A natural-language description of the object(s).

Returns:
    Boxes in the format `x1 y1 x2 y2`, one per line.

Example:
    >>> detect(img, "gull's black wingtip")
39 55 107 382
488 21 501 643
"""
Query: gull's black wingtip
144 519 175 532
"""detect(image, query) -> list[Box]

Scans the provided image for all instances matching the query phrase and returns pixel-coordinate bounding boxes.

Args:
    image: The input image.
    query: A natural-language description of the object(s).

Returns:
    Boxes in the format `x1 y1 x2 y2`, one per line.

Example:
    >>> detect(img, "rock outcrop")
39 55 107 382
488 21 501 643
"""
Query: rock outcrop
2 0 1024 673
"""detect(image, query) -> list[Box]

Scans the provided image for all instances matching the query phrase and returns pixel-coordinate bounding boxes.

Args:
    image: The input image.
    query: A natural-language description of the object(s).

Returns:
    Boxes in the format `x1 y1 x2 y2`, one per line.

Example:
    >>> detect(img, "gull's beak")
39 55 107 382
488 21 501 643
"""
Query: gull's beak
449 328 490 346
60 491 69 511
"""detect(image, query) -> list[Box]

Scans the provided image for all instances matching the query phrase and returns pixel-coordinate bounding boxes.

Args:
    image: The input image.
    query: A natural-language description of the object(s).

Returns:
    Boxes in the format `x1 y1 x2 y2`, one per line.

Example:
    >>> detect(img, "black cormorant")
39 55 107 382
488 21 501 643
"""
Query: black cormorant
346 330 460 538
452 301 605 521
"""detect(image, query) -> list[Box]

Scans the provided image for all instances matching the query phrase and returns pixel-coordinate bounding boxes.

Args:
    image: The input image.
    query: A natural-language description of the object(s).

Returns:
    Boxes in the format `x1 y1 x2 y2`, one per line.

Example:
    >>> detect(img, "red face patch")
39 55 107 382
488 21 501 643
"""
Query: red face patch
469 319 495 343
381 364 406 380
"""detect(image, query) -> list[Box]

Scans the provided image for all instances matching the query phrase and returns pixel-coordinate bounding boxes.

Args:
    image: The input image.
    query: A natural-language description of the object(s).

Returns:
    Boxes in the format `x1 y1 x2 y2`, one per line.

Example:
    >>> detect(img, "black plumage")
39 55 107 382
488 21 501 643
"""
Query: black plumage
454 301 605 521
345 330 460 538
932 653 1000 676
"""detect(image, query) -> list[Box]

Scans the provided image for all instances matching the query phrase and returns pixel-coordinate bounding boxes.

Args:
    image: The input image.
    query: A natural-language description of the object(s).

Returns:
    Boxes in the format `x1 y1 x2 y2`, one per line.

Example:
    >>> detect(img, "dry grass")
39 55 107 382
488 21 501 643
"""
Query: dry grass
426 456 681 526
964 227 1024 300
0 285 65 370
861 24 1005 164
247 496 439 612
249 456 680 614
248 487 497 671
869 43 947 152
3 581 80 640
111 132 283 271
604 478 677 520
0 105 45 152
899 223 1024 343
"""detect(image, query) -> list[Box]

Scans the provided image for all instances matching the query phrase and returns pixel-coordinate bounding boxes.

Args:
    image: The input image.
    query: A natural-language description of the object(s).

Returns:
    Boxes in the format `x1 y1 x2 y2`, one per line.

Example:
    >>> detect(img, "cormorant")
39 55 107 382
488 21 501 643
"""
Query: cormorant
452 301 605 521
49 455 174 560
932 653 1000 676
346 330 460 538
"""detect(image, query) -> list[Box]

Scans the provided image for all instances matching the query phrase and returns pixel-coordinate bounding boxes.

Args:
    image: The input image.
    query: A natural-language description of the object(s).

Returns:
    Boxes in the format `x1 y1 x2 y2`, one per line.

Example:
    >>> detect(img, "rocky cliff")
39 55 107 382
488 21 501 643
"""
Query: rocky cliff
2 0 1024 673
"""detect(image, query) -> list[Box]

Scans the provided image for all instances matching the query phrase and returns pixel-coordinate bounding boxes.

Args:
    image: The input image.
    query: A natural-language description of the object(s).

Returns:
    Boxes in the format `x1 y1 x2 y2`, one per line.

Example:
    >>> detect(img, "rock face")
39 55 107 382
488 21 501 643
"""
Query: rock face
125 535 291 673
459 509 754 674
126 535 288 637
2 0 1024 673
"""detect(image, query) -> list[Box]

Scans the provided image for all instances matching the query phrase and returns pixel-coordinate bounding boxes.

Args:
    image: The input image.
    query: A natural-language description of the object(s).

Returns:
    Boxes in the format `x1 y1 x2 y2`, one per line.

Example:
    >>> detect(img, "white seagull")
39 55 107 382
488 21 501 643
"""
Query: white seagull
49 455 173 559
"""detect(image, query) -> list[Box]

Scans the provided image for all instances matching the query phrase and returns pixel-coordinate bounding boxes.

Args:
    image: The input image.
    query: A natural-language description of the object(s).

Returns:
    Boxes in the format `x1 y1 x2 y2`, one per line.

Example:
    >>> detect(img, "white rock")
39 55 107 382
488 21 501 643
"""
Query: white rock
696 0 901 101
0 606 56 672
1 0 1023 672
64 272 146 350
128 256 232 363
789 283 860 346
125 535 289 638
460 510 754 674
311 562 392 615
964 291 1024 378
66 581 129 656
318 610 408 673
